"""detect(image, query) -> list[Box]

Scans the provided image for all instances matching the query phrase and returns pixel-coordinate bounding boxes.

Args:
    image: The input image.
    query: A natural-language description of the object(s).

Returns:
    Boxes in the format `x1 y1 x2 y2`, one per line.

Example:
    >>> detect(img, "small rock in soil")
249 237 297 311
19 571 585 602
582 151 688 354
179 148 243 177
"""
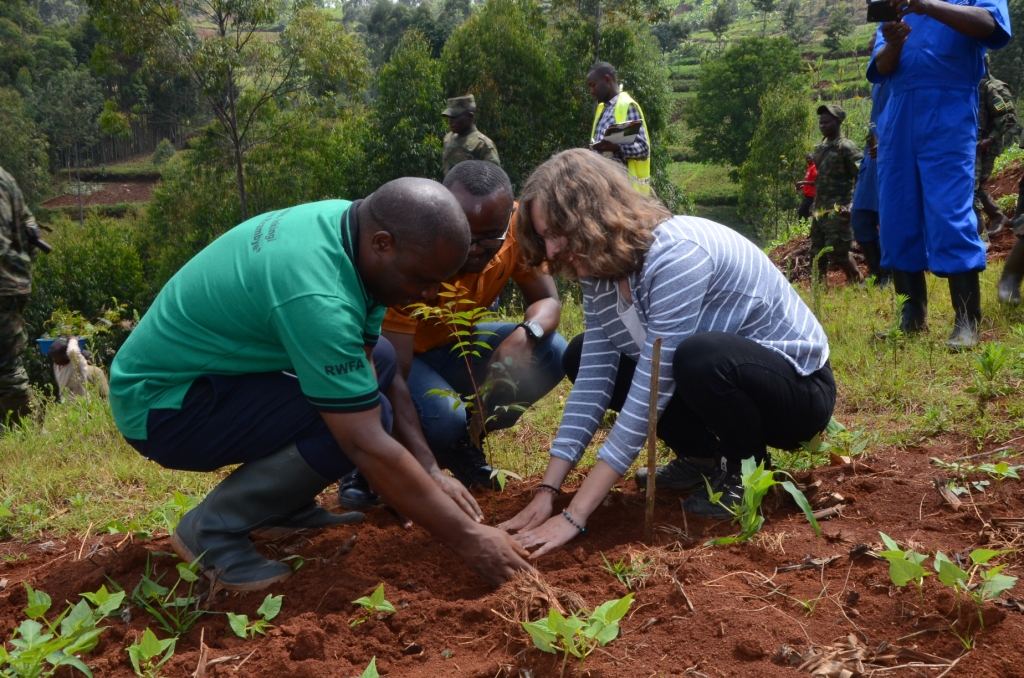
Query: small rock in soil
287 626 326 661
572 546 587 564
735 638 766 660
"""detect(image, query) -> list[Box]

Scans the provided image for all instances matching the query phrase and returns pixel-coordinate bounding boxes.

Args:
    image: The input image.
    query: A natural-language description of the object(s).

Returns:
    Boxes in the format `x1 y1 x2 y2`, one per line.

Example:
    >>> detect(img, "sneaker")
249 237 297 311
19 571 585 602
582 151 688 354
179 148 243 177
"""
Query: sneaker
683 457 743 519
634 456 716 492
337 469 380 511
436 434 497 489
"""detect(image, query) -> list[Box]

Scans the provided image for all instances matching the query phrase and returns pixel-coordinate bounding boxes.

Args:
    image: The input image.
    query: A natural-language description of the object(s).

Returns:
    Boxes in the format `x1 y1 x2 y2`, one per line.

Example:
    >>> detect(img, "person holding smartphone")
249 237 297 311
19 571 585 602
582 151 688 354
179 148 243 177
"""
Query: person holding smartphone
868 0 1011 350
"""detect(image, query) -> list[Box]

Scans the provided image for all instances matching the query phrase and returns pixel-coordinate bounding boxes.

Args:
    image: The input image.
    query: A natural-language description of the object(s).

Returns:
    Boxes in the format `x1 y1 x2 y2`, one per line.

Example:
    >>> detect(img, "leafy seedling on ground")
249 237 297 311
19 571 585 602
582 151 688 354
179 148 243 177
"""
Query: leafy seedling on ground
933 548 1017 638
350 584 396 627
965 342 1008 413
600 552 650 590
227 594 283 639
522 593 633 677
704 456 820 546
115 553 207 637
877 532 930 599
126 628 175 678
0 583 125 678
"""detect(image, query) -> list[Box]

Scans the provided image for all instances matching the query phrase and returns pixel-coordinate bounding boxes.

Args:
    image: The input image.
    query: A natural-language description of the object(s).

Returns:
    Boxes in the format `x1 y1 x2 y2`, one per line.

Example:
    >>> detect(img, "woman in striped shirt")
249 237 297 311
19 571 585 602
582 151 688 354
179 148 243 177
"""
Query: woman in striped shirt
499 149 836 557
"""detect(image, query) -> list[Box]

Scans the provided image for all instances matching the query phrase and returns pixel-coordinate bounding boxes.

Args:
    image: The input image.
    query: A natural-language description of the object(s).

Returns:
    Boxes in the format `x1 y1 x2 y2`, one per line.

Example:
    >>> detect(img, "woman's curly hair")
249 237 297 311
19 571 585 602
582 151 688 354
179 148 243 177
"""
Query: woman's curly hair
516 149 672 279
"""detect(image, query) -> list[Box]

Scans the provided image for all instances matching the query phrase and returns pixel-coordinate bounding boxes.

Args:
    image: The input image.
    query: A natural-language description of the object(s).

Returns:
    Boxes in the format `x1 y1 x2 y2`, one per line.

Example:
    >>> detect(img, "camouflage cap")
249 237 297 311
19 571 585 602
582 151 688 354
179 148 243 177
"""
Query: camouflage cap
816 103 846 122
442 95 476 117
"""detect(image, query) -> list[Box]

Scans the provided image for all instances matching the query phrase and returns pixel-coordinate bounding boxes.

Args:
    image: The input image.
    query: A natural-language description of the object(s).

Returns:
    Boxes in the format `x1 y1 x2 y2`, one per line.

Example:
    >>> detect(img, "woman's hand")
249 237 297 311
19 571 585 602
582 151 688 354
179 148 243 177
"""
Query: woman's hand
498 491 554 533
513 512 582 559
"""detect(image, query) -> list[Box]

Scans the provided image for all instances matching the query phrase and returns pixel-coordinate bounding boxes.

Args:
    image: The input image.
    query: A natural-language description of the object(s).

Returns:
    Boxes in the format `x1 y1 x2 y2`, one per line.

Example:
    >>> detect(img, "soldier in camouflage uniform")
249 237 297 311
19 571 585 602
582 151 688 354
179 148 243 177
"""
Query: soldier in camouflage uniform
0 166 41 426
441 95 500 177
974 68 1016 237
811 104 864 285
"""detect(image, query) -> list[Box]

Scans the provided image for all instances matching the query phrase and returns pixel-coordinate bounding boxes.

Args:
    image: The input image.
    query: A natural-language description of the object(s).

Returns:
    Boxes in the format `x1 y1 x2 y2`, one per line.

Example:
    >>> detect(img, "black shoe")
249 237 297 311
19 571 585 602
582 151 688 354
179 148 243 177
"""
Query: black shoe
946 272 982 352
634 456 716 492
682 457 743 519
997 237 1024 305
171 443 332 591
436 434 496 489
337 469 380 511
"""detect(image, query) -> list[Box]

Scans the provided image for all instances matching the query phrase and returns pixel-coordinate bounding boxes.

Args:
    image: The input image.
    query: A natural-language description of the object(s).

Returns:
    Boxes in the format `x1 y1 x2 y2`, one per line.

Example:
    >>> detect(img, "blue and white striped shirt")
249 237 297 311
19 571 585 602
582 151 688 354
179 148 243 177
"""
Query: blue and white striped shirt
550 216 830 475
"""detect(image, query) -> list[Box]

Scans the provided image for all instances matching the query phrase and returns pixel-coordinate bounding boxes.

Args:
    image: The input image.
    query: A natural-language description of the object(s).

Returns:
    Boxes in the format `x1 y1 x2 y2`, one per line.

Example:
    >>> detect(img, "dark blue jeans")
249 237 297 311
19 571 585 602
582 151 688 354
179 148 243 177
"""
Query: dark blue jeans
125 338 396 482
408 322 567 455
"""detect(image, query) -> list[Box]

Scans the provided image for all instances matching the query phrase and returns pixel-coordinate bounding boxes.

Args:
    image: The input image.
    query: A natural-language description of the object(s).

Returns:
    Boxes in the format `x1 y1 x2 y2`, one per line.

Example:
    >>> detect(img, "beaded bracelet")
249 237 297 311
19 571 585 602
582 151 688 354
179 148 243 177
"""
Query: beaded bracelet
562 510 585 533
534 483 561 497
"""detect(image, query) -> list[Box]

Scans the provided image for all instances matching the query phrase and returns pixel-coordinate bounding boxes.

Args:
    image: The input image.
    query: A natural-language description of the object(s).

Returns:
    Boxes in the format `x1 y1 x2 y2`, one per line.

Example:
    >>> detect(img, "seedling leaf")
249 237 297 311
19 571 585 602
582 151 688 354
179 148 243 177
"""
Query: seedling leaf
227 613 249 639
257 594 283 621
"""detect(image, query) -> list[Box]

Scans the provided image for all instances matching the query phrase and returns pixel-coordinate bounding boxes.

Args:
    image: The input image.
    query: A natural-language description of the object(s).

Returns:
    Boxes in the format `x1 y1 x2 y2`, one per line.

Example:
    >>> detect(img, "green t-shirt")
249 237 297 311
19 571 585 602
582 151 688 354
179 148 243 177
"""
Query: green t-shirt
110 199 385 440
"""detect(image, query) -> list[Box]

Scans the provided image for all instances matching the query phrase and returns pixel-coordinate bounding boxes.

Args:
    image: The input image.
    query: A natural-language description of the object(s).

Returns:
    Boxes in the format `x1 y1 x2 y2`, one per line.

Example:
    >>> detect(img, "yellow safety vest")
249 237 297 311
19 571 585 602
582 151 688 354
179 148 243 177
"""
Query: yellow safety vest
591 91 651 196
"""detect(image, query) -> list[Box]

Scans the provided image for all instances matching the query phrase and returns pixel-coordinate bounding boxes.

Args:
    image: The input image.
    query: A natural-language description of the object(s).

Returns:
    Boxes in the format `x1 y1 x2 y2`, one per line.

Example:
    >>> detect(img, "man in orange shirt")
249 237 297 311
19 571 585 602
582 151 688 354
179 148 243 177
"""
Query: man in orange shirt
339 161 566 509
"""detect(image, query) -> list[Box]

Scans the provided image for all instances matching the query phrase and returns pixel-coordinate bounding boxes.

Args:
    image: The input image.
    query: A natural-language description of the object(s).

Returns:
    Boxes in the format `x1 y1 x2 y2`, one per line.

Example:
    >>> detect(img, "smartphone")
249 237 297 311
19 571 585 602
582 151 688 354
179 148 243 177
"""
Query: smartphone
866 0 900 22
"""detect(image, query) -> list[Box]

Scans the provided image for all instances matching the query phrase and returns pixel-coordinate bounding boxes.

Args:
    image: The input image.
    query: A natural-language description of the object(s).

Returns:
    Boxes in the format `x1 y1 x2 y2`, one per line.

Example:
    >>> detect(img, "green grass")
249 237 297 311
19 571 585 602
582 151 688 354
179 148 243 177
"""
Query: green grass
2 275 1023 539
667 162 739 205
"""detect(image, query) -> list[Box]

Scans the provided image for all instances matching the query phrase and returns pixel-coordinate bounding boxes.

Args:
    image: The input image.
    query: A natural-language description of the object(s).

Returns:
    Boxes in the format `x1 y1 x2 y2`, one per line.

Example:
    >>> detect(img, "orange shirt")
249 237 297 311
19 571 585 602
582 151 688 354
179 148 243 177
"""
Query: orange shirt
382 210 544 353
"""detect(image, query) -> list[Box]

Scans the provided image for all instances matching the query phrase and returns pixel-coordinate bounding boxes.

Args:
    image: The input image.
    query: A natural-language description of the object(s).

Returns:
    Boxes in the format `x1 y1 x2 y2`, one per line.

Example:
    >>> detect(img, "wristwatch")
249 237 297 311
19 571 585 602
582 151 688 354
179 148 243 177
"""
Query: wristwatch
517 320 544 342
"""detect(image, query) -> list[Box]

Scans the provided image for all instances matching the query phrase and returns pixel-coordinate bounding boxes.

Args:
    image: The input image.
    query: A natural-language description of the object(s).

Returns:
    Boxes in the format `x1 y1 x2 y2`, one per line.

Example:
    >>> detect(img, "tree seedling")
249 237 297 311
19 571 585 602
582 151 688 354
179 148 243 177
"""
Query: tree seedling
126 628 175 678
599 552 650 590
965 342 1008 413
350 584 396 627
522 593 633 677
227 594 283 639
0 583 125 678
933 549 1017 634
118 553 208 637
877 532 930 599
704 457 820 546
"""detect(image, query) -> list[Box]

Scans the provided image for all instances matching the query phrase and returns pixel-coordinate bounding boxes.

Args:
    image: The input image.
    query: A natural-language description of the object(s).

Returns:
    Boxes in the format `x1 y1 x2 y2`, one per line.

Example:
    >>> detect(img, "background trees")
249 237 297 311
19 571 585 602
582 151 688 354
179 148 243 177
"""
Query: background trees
687 36 803 169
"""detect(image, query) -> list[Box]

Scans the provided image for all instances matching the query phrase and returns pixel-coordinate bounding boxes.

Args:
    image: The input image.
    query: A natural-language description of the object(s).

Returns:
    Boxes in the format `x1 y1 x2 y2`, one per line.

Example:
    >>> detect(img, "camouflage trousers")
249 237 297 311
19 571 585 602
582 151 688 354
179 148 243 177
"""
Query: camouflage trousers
810 214 854 264
974 147 1000 220
0 295 31 426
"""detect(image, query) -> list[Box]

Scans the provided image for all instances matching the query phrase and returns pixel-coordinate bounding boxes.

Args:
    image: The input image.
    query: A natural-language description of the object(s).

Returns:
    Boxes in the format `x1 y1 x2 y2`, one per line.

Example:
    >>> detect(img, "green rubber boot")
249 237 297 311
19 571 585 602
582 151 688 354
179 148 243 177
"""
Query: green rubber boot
171 444 344 590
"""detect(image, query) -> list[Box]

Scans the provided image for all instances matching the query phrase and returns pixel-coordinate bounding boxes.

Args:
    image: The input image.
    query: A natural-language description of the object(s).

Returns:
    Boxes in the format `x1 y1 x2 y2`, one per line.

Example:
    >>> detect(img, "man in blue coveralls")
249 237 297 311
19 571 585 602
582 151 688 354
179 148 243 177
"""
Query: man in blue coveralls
868 0 1011 350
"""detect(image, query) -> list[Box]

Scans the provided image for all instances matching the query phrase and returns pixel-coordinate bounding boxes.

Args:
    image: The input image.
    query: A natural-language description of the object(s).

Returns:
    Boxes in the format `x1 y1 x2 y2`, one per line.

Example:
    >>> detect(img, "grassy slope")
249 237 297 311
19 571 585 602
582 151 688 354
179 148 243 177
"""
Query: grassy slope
2 275 1022 540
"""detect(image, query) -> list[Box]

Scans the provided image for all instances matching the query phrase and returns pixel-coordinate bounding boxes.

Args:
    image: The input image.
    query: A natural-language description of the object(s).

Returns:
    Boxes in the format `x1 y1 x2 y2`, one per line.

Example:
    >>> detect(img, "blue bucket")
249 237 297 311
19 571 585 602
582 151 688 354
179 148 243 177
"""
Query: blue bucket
36 337 87 356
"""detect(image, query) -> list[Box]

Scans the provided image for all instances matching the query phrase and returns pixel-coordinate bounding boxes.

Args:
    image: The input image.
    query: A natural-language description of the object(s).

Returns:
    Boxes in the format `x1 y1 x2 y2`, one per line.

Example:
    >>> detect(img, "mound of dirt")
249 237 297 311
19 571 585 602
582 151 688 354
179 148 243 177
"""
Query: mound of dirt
1 441 1022 677
41 182 154 208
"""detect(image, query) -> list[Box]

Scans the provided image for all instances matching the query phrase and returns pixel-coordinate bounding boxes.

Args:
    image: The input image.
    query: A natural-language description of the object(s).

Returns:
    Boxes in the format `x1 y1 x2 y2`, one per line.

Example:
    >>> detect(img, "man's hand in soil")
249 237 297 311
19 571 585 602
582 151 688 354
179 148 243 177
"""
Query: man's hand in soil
431 468 483 522
323 408 529 585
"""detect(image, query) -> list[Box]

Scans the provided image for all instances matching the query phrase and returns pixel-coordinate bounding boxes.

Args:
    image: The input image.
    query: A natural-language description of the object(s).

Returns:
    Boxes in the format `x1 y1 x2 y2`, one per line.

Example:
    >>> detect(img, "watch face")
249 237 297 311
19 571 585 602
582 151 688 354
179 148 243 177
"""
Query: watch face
524 321 543 339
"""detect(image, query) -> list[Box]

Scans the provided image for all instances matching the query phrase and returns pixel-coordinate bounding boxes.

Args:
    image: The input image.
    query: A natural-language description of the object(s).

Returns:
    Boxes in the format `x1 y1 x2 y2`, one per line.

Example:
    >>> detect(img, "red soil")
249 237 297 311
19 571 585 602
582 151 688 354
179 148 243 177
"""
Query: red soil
2 440 1022 677
41 183 154 208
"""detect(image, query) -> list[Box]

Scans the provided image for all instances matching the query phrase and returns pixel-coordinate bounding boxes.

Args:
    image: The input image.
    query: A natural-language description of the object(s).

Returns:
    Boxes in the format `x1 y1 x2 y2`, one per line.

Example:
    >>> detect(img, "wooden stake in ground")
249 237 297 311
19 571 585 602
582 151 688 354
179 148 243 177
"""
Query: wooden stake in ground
644 337 663 544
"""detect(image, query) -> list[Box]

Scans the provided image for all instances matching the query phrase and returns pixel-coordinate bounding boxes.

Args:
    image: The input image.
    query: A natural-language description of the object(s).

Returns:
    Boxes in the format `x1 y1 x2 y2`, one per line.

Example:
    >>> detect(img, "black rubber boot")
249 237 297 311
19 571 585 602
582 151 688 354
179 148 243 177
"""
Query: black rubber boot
997 237 1024 305
891 270 929 334
435 433 496 489
634 455 716 492
859 240 890 287
171 444 341 590
946 272 983 352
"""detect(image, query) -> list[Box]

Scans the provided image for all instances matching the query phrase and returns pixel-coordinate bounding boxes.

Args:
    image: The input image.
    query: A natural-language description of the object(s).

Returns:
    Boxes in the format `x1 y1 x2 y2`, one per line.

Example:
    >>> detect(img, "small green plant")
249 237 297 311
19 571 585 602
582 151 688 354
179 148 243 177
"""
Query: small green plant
151 139 176 165
796 417 847 468
67 493 91 509
103 492 199 539
599 552 650 590
965 342 1009 412
703 457 821 546
126 628 175 678
934 549 1017 632
121 553 208 637
522 594 633 677
877 532 930 598
359 657 379 678
350 584 396 627
0 583 125 678
227 594 283 639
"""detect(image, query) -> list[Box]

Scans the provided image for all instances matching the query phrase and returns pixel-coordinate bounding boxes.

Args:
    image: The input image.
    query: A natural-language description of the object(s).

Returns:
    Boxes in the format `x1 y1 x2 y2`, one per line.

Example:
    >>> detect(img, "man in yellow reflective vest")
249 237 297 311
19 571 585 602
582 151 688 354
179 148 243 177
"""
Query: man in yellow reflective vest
587 61 651 195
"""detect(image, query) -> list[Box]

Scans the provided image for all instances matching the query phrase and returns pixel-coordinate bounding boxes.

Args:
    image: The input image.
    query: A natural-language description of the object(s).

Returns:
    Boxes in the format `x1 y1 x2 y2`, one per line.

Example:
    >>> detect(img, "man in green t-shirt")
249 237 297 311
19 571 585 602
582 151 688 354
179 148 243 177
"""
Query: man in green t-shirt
110 178 532 590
